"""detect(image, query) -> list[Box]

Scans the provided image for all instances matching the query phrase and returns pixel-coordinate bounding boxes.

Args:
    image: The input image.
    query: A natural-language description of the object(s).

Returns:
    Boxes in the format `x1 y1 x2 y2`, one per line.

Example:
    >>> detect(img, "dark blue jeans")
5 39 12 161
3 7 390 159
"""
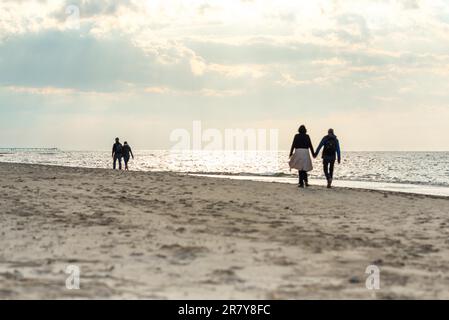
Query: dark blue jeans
323 159 335 181
123 154 130 164
113 155 123 170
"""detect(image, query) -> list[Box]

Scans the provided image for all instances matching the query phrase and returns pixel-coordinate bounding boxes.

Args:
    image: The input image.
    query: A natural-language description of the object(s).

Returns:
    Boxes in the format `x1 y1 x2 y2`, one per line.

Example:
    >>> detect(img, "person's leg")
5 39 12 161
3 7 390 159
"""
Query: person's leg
323 160 332 188
326 160 335 188
124 157 129 170
299 171 305 187
323 160 329 180
329 160 335 180
118 156 122 170
304 172 309 187
113 156 117 170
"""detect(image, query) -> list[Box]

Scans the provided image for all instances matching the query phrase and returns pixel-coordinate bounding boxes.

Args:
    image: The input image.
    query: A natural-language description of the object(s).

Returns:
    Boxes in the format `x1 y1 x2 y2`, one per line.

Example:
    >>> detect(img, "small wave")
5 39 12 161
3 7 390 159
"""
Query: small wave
326 176 449 188
188 171 449 187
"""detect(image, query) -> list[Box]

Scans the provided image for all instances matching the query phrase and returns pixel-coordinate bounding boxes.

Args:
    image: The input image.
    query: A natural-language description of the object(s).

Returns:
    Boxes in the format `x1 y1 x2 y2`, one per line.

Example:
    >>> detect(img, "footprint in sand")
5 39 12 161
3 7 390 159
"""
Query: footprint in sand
159 244 209 265
203 269 244 284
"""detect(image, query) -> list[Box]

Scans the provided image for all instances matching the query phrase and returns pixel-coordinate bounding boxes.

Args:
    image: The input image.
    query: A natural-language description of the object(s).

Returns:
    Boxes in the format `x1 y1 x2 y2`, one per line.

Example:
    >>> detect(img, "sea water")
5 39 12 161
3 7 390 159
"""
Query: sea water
1 149 448 196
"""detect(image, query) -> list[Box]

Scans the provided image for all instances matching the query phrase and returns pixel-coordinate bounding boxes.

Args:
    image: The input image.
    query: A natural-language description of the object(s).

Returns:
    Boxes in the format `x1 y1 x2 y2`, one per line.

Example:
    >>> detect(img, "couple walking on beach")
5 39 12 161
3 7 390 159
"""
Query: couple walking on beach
289 126 341 189
112 137 134 170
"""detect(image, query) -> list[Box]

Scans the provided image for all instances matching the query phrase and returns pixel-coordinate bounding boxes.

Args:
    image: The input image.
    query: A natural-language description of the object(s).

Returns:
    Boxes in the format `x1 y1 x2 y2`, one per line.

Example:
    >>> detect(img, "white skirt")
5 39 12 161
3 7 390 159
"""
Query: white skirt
289 148 313 172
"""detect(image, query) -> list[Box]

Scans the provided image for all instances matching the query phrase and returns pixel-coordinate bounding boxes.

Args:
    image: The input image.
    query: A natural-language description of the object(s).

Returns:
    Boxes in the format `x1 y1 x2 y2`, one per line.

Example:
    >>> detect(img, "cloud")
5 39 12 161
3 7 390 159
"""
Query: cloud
144 86 244 97
185 38 332 64
0 30 155 91
276 73 335 87
0 29 269 96
5 86 76 95
1 0 449 150
54 0 138 19
399 0 419 10
335 14 371 44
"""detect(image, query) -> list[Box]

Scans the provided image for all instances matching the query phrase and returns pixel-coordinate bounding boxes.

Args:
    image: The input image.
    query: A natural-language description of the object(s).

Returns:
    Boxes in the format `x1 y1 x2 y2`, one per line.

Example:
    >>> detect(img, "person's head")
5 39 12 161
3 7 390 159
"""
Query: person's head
328 128 334 136
124 141 128 145
298 125 307 134
115 137 119 143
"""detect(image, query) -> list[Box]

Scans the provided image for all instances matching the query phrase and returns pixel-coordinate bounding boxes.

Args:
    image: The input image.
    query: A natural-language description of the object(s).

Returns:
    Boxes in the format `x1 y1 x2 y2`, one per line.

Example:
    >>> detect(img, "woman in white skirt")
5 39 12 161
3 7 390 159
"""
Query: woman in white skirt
289 125 315 188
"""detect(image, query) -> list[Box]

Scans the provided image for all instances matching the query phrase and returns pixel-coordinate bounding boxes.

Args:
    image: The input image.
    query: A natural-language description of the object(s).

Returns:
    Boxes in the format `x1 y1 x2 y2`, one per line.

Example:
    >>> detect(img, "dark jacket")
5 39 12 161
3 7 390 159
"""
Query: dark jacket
315 134 341 161
112 142 123 157
122 144 133 158
289 133 315 157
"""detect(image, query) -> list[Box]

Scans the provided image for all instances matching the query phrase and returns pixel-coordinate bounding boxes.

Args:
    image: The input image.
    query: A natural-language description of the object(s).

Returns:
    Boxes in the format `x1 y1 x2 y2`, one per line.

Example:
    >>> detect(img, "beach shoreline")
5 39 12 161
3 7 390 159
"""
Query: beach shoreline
2 158 449 198
192 174 449 199
1 162 449 299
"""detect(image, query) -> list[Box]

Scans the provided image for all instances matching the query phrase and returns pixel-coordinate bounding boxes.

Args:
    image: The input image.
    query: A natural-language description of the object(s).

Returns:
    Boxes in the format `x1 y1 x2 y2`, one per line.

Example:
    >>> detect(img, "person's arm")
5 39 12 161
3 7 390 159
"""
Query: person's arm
289 136 296 157
112 144 115 158
336 139 341 163
130 147 134 159
308 136 315 157
315 138 324 158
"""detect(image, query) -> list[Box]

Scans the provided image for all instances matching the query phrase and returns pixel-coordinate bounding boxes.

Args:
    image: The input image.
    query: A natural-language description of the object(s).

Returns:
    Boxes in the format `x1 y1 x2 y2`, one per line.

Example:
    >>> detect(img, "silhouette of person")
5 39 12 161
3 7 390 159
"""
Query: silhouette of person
122 141 134 171
314 129 341 188
289 125 315 188
112 137 123 170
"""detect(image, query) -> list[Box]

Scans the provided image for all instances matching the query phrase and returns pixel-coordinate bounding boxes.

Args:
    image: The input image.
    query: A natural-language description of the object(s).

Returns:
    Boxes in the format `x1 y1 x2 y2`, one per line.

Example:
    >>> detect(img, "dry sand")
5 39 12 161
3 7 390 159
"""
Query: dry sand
1 162 449 299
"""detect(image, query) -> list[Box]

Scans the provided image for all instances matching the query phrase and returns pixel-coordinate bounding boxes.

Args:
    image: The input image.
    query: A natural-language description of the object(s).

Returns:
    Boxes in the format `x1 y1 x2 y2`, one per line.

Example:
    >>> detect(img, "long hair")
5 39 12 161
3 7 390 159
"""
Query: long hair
298 125 307 134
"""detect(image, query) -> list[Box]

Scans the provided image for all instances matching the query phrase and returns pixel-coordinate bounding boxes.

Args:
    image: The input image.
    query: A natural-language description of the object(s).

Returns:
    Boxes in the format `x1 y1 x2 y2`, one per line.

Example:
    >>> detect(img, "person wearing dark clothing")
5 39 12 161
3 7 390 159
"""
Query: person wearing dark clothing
112 137 123 170
122 141 134 171
314 129 341 188
289 125 315 188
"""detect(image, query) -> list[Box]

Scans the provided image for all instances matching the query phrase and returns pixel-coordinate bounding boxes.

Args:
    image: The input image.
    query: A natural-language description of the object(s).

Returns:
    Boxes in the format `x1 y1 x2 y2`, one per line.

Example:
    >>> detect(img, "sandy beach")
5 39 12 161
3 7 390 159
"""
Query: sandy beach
1 162 449 299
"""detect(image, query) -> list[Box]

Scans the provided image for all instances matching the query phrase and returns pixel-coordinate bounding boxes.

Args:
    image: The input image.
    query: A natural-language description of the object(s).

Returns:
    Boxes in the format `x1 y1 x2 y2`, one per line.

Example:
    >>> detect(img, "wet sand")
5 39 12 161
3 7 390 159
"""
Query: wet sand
1 162 449 299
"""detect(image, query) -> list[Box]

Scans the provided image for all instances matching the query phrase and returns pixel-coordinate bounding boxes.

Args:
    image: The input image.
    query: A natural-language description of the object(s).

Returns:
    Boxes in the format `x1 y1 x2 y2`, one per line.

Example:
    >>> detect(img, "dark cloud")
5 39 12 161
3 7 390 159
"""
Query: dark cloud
0 30 149 90
0 30 254 92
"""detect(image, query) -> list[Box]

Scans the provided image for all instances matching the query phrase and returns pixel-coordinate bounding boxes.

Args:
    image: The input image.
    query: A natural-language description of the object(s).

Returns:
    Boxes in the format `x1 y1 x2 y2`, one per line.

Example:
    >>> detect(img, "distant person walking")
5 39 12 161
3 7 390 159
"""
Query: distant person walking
112 137 123 170
314 129 341 188
122 141 134 171
289 125 315 188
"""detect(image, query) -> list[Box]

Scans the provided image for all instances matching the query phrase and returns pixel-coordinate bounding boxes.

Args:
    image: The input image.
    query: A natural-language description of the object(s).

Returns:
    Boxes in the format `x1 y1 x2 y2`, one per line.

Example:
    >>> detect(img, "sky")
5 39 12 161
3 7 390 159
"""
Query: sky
1 0 449 151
